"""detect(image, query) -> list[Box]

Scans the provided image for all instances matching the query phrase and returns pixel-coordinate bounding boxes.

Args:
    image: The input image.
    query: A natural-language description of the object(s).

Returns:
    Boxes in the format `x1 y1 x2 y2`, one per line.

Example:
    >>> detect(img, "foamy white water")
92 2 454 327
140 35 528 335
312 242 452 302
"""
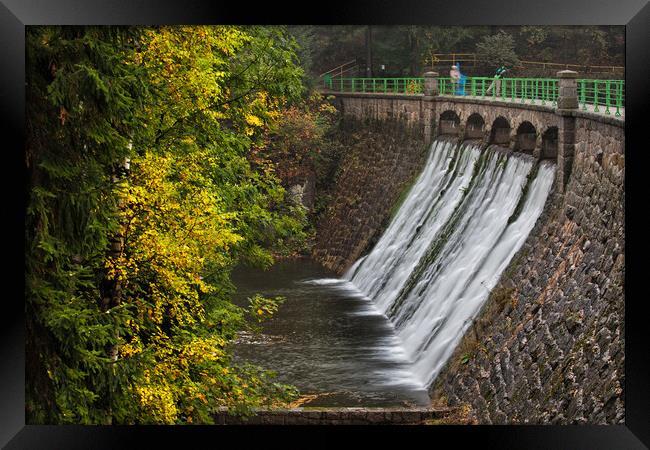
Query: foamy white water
343 139 555 387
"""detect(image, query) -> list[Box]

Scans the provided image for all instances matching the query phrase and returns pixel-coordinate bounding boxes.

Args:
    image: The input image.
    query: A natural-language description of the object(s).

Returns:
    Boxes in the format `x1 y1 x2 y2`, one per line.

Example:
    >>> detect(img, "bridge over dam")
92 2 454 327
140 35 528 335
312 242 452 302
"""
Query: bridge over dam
323 71 623 195
309 70 624 424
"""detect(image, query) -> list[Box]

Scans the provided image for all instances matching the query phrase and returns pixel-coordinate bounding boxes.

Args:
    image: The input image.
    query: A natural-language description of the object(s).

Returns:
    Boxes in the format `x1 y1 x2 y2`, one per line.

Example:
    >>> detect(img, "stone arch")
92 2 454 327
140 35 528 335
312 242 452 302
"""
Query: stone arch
438 110 461 136
514 121 537 155
489 116 511 146
540 126 558 160
465 113 485 140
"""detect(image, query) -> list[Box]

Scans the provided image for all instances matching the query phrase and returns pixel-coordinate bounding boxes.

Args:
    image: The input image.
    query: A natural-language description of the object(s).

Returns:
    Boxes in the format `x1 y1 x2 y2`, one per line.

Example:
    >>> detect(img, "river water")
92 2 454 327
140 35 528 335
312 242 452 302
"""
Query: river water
230 258 431 407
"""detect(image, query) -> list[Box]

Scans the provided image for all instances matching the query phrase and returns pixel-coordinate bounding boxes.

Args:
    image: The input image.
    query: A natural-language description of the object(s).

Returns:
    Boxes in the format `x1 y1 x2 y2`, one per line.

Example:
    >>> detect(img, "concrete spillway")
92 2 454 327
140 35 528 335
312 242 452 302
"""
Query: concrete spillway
342 139 555 387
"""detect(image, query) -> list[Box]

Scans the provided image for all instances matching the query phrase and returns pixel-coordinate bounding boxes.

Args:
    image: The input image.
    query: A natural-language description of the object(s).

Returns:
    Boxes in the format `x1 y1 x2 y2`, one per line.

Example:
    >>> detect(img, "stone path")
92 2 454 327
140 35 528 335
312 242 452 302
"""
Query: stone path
213 406 455 425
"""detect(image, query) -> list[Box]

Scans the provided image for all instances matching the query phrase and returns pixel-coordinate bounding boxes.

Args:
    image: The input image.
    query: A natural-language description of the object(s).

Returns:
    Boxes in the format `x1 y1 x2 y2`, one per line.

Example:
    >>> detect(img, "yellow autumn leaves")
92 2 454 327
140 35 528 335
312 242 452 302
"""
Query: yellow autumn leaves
137 26 244 112
108 149 242 328
108 26 304 423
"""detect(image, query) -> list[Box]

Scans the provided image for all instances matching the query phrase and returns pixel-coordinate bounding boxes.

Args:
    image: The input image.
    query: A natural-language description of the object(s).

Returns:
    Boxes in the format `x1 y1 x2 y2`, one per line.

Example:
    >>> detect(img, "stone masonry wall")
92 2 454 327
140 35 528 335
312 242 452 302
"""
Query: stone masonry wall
433 118 625 424
434 97 559 145
333 93 425 126
312 113 427 274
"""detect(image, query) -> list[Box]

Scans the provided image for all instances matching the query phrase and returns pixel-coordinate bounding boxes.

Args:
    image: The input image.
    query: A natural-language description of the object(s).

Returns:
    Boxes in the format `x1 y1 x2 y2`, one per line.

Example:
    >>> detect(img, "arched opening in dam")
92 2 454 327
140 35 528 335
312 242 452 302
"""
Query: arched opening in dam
541 126 559 160
439 110 461 136
465 113 486 140
489 116 512 146
515 121 537 155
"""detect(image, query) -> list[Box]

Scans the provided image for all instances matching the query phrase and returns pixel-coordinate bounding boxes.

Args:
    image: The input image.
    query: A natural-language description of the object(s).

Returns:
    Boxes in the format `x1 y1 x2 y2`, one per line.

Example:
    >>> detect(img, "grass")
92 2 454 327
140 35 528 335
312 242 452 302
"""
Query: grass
424 403 476 425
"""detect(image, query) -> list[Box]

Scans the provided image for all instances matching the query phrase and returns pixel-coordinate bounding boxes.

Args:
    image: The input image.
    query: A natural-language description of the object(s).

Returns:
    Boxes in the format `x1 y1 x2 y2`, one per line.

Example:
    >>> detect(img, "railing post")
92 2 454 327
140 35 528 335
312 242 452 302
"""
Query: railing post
423 71 439 97
423 72 439 146
555 70 579 195
615 81 623 117
556 70 579 109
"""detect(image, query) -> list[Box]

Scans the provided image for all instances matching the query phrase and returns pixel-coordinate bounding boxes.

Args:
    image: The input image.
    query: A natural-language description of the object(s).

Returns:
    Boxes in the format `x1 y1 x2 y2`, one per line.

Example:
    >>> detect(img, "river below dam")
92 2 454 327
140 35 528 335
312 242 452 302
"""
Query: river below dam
231 258 431 407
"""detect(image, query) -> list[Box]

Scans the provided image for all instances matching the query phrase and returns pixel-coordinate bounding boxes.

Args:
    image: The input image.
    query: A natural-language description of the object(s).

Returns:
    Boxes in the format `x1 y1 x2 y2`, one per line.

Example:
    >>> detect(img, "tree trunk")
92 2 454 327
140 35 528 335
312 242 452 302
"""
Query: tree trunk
99 153 131 425
409 28 418 76
366 26 373 77
100 156 130 328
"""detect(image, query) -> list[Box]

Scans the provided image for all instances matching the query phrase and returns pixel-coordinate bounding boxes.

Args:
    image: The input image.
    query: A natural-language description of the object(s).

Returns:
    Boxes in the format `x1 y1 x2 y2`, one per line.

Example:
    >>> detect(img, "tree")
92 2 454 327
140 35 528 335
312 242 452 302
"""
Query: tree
475 31 521 74
26 25 308 425
287 26 317 90
26 26 149 424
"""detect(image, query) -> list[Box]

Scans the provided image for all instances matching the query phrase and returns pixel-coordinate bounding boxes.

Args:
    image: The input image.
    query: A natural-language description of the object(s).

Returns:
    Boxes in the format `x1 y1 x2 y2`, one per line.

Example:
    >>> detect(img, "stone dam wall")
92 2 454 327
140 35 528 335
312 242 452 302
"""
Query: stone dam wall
433 116 625 424
314 91 625 424
312 102 428 274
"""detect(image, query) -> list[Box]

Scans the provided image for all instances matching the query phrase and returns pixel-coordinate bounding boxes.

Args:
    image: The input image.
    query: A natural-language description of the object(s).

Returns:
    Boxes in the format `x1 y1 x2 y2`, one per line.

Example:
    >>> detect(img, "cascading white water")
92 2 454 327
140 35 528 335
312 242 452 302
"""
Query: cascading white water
344 138 555 388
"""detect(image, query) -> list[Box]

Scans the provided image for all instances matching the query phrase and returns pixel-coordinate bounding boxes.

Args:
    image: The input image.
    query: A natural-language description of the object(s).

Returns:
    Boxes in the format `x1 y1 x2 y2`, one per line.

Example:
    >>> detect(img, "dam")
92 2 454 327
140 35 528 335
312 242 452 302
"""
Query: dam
233 70 624 424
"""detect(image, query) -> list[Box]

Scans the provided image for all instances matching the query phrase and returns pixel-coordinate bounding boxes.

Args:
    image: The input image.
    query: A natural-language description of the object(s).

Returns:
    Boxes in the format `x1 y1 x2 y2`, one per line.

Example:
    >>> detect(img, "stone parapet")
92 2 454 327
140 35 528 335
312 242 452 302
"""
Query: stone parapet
556 70 579 111
423 71 439 98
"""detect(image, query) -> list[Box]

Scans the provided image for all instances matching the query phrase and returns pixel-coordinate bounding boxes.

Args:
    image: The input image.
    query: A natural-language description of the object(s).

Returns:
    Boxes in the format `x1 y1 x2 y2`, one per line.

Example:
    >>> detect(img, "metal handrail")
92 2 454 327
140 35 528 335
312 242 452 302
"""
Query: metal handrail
323 76 625 116
577 79 625 117
425 53 624 73
319 59 358 78
331 64 359 78
323 77 424 94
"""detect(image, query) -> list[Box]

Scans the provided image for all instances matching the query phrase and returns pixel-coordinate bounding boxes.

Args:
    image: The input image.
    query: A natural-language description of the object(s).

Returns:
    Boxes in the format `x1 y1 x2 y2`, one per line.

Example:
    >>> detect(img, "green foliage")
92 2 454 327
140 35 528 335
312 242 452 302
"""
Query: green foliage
250 91 342 247
417 26 484 69
26 25 307 425
300 26 623 80
521 26 548 47
286 26 317 89
475 31 521 72
248 294 285 325
26 26 148 424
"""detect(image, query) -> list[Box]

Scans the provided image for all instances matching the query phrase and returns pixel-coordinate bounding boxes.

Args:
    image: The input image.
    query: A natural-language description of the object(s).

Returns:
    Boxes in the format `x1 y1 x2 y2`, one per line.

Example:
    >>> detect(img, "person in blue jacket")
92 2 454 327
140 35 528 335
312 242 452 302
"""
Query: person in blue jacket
450 63 467 96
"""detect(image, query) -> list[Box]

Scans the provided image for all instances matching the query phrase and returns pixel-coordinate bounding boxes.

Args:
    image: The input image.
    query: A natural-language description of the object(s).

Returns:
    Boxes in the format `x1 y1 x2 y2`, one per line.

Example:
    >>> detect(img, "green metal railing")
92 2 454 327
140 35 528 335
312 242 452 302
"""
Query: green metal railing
323 76 624 116
438 77 560 106
578 79 625 117
323 77 424 94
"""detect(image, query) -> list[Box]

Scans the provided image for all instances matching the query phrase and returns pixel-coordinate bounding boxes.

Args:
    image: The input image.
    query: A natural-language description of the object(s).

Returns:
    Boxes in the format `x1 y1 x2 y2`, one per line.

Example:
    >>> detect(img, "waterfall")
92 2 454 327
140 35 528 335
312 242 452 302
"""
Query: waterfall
344 139 555 388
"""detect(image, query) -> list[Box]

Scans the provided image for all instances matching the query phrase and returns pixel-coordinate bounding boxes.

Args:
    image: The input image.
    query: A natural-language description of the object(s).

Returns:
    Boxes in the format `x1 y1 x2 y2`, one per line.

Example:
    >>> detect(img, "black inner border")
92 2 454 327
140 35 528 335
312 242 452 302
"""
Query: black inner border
2 0 648 448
